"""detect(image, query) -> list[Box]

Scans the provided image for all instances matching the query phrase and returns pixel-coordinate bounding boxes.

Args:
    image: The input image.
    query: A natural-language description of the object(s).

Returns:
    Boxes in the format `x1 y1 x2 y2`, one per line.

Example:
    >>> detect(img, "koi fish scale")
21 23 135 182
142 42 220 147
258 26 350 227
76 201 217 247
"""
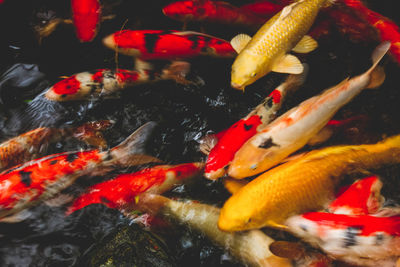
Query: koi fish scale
103 30 236 60
67 162 204 214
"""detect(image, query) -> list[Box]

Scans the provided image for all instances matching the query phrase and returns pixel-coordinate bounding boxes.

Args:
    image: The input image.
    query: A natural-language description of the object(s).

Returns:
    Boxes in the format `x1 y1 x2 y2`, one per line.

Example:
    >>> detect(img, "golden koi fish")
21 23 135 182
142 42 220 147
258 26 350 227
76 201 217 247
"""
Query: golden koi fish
230 0 327 90
218 134 400 232
228 42 389 179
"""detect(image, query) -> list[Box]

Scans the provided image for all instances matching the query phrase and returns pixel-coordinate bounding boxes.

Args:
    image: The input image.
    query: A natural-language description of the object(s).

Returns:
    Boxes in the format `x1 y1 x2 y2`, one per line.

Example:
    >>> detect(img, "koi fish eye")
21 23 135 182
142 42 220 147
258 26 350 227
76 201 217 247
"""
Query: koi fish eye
250 72 257 78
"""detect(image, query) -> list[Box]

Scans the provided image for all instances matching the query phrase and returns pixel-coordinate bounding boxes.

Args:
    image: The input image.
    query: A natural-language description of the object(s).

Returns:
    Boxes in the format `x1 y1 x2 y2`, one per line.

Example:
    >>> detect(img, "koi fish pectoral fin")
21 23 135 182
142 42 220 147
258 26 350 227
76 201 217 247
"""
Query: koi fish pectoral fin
161 61 192 85
291 35 318 54
230 34 252 53
0 210 32 223
272 54 304 74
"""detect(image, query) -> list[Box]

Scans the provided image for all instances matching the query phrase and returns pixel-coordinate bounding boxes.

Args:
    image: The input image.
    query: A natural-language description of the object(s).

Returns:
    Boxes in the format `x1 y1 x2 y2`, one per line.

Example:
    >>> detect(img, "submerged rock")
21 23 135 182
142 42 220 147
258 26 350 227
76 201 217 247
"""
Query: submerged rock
81 224 176 267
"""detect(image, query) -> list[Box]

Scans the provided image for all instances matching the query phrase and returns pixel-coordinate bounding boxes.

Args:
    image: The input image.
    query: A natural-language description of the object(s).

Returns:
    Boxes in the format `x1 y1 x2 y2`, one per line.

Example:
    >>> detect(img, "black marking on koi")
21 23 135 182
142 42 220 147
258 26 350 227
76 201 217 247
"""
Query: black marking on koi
258 137 279 149
375 233 385 245
243 124 253 131
66 153 79 163
20 171 33 187
50 160 58 165
265 97 273 108
187 35 200 50
344 226 362 247
100 196 111 204
144 33 160 54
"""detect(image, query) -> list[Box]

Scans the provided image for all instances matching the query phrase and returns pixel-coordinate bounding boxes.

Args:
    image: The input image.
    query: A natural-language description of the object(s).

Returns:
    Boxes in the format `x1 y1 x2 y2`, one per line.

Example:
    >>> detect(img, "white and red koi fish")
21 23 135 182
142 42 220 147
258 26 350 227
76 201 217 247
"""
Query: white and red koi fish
0 122 161 222
286 212 400 266
125 193 292 267
162 0 267 29
71 0 101 42
228 42 389 179
66 162 204 214
102 30 236 61
0 120 113 171
328 176 384 215
44 63 190 102
203 69 307 180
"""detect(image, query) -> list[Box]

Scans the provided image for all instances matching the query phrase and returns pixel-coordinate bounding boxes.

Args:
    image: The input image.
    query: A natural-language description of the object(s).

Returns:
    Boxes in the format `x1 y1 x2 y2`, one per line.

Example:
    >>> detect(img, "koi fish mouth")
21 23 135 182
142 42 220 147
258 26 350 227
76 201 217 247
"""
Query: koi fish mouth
231 81 245 91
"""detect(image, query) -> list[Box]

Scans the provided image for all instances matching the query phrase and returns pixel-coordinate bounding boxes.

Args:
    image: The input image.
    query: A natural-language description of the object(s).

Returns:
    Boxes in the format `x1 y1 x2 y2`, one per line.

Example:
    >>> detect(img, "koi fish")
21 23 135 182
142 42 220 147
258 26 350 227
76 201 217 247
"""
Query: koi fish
0 120 113 172
285 212 400 266
102 30 236 61
44 63 190 102
127 193 292 267
162 0 266 29
0 122 161 222
340 0 400 63
328 176 384 215
228 42 388 179
239 1 283 18
204 69 307 180
71 0 101 42
230 0 328 90
66 162 204 214
218 134 400 231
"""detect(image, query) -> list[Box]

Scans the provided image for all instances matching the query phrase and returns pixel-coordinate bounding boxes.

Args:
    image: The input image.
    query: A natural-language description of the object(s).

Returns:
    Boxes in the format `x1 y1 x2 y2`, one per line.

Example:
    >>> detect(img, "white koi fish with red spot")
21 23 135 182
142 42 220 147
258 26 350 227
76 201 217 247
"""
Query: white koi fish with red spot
286 212 400 266
228 42 389 179
44 63 190 102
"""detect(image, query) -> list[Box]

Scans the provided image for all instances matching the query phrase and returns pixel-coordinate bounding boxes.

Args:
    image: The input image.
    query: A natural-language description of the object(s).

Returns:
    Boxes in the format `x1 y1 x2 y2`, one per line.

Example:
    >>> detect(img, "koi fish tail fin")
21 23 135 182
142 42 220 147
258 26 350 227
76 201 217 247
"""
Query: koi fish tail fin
161 61 192 85
66 189 111 215
3 92 67 133
365 42 391 89
72 120 115 149
110 121 162 166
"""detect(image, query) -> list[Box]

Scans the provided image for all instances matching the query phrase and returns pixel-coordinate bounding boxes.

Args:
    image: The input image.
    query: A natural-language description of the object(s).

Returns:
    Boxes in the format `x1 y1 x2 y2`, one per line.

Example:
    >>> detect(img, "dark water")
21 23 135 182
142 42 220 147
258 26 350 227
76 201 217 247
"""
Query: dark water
0 0 399 266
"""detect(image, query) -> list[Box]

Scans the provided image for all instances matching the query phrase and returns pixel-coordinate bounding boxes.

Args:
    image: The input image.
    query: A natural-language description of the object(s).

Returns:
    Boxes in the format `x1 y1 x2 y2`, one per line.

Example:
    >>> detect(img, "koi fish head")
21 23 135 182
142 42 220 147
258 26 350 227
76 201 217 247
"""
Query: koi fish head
162 1 209 22
102 31 142 57
231 51 268 90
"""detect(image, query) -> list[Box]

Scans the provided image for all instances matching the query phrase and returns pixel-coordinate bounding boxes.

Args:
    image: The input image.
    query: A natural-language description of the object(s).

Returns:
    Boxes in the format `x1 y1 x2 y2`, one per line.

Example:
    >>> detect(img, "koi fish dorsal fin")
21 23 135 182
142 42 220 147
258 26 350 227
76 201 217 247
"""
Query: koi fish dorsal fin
230 34 252 54
364 42 390 89
272 54 303 74
292 35 318 53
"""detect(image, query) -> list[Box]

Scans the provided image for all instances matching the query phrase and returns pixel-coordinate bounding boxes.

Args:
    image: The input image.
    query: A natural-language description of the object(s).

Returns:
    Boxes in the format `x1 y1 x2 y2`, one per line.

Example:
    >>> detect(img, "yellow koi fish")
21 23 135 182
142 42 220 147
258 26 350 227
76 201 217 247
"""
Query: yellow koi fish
230 0 327 90
228 42 389 179
219 134 400 232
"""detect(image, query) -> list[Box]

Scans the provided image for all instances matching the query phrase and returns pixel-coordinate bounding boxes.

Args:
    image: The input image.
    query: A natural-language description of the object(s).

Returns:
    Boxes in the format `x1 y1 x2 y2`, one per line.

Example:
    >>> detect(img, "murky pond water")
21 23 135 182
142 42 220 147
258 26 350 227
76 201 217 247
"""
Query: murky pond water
0 0 399 266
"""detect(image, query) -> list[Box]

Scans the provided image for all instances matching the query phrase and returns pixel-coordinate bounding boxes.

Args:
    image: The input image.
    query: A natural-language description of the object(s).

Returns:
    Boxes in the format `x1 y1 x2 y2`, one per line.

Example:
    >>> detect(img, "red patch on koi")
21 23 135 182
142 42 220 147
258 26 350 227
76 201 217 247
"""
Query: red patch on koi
91 70 105 83
52 76 81 95
269 89 281 104
71 0 101 42
116 70 140 83
302 212 400 236
205 115 262 176
0 150 101 210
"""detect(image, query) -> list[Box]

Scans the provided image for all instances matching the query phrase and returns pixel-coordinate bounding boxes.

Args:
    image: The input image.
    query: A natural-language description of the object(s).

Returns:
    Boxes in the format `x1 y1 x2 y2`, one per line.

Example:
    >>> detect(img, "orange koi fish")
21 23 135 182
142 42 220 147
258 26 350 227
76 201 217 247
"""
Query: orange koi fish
162 0 266 29
66 162 204 214
71 0 101 42
0 122 161 222
0 120 113 172
103 30 236 61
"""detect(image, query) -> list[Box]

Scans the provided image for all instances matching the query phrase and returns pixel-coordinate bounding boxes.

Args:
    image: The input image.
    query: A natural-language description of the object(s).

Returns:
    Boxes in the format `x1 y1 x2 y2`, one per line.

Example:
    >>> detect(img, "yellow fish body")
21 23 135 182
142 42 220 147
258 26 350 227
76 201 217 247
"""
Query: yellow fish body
230 0 326 90
218 135 400 232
